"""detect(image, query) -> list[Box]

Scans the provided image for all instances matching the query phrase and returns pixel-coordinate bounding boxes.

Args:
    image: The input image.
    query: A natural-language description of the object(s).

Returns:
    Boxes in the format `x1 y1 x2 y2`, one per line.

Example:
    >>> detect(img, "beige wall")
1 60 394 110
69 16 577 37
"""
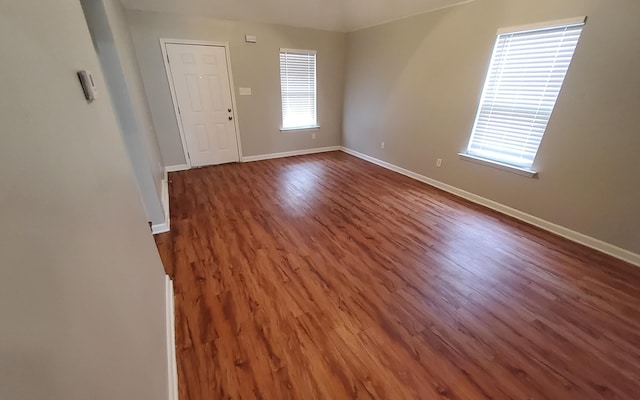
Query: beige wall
82 0 166 225
0 1 168 399
343 0 640 255
126 10 346 165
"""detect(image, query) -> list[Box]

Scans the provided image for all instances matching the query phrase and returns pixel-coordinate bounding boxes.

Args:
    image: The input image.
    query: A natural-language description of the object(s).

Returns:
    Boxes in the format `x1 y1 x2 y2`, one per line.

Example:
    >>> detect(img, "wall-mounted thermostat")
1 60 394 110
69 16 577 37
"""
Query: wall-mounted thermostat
245 35 257 43
77 70 97 101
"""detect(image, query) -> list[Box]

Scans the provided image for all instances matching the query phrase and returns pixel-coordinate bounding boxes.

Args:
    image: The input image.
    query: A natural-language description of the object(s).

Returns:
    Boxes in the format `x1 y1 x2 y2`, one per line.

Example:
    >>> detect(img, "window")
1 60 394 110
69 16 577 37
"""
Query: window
280 49 317 130
464 18 585 172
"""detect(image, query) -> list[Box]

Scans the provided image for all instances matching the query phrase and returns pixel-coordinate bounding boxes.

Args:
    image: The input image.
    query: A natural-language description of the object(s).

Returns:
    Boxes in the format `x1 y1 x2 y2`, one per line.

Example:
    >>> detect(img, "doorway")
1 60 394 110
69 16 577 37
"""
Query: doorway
162 40 241 167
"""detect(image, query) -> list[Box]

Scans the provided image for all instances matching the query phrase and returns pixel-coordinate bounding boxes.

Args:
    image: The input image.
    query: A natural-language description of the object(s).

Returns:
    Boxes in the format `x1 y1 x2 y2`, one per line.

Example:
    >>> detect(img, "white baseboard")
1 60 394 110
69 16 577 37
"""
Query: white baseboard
165 164 189 173
340 146 640 267
241 146 341 163
152 178 171 235
165 275 179 400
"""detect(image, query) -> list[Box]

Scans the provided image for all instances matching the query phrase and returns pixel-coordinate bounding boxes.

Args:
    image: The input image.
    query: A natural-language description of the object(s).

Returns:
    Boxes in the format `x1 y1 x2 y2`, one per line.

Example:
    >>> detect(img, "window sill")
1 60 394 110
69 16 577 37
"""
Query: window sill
458 153 538 178
280 125 320 132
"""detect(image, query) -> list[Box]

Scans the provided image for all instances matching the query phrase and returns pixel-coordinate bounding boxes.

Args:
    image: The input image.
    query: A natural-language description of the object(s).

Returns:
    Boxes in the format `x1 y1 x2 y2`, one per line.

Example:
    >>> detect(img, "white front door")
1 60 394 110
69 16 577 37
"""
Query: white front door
166 43 239 167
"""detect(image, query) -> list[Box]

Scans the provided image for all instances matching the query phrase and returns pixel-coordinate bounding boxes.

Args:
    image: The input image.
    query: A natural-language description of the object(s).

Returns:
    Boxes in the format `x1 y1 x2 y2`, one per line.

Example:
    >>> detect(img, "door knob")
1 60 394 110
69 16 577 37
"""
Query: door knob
228 116 233 120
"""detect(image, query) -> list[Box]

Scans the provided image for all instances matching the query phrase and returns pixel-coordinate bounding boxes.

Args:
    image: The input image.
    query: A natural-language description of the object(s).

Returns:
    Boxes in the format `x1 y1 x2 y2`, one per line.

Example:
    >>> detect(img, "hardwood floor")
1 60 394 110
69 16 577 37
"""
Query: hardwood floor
155 151 640 400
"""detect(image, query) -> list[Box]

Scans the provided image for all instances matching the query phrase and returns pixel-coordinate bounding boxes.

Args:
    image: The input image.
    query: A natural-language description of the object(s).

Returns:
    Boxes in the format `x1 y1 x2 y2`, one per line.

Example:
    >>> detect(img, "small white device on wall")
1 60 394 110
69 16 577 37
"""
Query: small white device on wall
77 70 97 101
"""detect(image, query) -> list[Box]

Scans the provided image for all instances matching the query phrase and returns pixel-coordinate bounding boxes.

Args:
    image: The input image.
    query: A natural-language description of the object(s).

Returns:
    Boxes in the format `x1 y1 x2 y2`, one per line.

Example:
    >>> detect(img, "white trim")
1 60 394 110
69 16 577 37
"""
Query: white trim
160 39 191 169
165 164 190 173
340 147 640 268
459 153 538 178
280 48 317 55
161 38 229 47
224 44 244 162
152 177 171 234
160 38 243 168
497 16 587 34
280 125 320 132
165 275 179 400
242 146 340 163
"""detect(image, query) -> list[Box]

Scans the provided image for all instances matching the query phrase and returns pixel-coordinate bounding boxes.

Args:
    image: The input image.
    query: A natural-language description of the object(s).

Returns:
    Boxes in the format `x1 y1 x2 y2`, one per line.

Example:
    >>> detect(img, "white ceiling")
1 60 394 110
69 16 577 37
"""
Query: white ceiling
120 0 472 32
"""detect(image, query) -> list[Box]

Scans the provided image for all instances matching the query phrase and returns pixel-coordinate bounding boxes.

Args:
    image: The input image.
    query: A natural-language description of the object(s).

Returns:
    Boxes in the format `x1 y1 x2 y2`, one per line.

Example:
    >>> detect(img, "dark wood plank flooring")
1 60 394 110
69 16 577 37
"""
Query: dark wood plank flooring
155 151 640 400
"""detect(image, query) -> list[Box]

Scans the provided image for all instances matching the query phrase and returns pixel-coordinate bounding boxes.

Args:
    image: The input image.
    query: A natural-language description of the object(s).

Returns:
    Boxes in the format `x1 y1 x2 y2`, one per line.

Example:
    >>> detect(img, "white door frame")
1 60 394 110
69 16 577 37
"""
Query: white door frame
160 38 243 169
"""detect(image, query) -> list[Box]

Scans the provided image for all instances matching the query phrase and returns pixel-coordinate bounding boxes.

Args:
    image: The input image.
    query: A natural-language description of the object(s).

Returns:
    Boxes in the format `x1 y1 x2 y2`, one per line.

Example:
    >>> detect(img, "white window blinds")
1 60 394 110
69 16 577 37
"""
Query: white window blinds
280 49 317 130
466 20 585 169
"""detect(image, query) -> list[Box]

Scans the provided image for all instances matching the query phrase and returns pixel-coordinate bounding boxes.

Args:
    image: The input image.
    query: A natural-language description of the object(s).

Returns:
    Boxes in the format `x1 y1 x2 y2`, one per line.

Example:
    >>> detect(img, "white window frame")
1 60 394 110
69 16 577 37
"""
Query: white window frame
279 48 319 131
460 17 586 177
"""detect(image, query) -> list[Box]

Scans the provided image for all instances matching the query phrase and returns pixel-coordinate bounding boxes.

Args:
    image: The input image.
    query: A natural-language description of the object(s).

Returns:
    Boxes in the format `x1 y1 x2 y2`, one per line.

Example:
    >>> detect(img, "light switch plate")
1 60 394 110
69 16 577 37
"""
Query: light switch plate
239 88 252 96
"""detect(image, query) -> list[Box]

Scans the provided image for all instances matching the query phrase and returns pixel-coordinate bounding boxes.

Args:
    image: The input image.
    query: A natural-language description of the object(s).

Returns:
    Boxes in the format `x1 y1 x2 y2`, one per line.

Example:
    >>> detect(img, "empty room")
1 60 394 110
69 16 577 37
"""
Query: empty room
2 0 639 399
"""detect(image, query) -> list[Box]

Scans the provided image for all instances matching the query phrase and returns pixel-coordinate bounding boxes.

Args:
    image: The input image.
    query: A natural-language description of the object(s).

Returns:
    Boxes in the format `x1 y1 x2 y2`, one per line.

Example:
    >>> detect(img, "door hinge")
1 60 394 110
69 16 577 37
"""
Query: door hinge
167 54 170 64
177 105 181 115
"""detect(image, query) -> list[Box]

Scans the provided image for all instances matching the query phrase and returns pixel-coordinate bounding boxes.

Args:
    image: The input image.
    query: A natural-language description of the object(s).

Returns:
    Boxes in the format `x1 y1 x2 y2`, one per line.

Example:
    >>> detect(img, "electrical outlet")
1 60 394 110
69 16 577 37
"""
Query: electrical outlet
381 141 385 149
312 133 317 139
436 158 442 167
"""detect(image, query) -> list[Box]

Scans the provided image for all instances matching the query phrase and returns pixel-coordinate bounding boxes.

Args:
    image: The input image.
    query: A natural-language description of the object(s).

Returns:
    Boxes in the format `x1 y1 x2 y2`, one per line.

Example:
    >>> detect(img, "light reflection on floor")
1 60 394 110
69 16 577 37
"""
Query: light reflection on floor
277 160 325 217
403 188 520 287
